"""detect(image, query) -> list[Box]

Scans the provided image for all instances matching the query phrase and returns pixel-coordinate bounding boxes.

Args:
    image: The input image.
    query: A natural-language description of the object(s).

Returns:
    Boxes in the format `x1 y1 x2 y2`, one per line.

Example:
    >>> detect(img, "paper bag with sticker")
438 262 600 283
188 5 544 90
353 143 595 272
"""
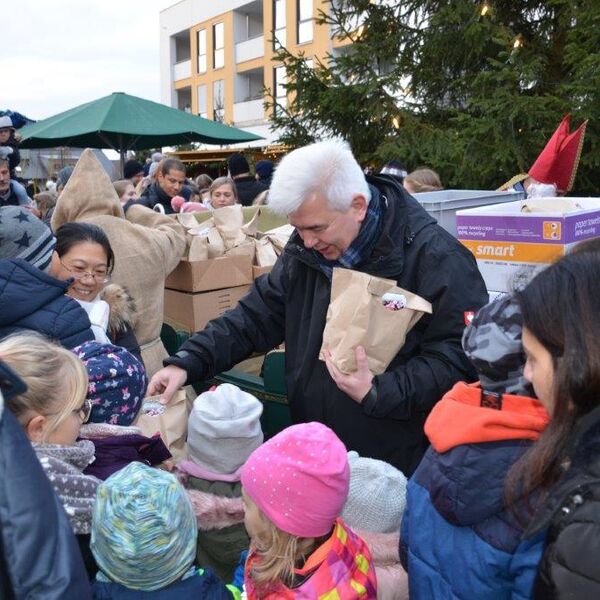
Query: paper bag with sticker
320 267 432 375
134 390 189 462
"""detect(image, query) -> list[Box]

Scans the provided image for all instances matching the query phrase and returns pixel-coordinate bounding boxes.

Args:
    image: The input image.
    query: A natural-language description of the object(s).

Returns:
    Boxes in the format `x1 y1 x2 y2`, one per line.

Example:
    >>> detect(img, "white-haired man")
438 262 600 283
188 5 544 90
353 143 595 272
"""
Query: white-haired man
149 140 488 475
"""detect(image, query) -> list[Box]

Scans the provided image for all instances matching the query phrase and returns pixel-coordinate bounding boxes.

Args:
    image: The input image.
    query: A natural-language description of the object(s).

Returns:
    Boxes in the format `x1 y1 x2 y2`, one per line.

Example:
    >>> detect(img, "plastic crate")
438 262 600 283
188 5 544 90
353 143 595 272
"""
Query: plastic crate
412 189 524 237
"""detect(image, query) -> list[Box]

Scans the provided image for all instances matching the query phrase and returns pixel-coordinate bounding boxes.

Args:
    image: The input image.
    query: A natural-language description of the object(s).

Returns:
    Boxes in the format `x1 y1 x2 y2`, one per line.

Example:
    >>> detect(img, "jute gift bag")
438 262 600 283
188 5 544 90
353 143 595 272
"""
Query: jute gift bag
134 390 189 462
320 268 432 375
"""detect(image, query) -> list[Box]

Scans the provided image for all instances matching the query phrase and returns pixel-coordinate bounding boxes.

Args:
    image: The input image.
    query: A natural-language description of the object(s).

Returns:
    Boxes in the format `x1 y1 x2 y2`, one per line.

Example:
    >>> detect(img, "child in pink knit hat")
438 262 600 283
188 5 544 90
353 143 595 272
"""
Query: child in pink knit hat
240 422 377 599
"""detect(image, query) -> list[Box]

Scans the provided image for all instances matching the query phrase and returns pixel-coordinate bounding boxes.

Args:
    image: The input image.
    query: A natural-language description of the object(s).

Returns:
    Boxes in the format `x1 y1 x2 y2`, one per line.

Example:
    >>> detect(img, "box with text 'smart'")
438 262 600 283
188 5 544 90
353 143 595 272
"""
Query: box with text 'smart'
165 255 253 293
164 285 252 333
457 198 600 292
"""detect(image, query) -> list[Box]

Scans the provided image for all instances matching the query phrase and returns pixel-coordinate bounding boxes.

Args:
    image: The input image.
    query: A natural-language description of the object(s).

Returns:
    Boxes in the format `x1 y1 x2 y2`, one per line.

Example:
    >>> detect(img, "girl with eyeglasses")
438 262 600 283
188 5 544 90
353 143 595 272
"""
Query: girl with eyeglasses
0 332 100 577
50 222 142 365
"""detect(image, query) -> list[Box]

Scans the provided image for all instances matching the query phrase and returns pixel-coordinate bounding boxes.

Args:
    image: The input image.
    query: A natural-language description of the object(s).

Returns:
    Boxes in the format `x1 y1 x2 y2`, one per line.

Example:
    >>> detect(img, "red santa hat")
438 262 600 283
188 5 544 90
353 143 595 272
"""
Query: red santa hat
528 114 587 193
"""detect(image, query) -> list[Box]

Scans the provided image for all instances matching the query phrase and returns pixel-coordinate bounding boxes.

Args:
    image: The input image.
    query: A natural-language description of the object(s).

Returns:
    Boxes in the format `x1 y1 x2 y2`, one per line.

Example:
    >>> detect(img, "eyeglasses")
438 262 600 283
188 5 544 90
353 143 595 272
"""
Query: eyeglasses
76 398 93 423
60 260 110 283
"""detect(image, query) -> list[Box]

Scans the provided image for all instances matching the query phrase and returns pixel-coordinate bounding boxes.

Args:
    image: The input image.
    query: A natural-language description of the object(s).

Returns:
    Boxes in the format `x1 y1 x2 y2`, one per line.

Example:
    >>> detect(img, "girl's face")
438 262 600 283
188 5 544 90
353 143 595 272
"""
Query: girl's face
45 398 91 445
242 488 268 541
119 183 138 205
50 242 109 301
523 326 555 415
0 128 11 144
211 183 236 209
27 396 91 446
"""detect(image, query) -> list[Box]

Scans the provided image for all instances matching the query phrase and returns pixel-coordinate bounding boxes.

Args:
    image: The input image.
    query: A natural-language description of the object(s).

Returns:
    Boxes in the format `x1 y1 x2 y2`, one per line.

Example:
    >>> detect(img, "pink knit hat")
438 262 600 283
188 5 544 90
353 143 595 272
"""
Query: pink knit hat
241 422 350 537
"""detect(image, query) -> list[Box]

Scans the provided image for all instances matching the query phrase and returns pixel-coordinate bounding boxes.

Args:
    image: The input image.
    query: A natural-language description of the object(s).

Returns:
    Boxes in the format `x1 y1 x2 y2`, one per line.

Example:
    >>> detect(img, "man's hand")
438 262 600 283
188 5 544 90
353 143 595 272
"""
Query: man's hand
323 346 374 404
147 365 188 405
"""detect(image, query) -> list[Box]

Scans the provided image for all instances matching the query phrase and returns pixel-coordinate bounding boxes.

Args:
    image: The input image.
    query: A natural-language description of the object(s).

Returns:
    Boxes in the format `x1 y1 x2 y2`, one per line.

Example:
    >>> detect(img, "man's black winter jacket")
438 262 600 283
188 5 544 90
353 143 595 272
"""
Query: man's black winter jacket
167 176 488 475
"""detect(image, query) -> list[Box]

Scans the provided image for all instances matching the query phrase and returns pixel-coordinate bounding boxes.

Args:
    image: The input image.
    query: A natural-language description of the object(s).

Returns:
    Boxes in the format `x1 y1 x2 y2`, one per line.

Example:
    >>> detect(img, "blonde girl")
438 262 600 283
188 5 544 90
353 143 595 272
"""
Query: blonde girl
240 422 377 599
0 333 100 540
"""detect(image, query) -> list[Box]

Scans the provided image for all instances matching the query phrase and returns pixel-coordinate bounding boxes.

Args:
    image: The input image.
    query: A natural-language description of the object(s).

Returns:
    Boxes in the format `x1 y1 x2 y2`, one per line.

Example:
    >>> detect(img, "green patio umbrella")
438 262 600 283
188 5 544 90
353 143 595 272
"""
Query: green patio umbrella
19 92 263 173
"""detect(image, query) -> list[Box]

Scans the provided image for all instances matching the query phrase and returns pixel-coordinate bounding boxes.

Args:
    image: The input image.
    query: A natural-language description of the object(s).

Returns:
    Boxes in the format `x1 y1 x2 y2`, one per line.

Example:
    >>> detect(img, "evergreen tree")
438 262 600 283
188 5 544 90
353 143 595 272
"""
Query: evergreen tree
267 0 599 193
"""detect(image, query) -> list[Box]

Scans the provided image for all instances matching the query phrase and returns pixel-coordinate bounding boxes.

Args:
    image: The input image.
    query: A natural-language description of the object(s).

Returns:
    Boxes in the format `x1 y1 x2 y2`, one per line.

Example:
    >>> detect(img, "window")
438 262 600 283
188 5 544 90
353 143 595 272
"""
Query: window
297 0 312 44
213 22 224 69
273 0 286 49
273 66 287 115
197 85 207 119
197 29 207 73
213 79 225 122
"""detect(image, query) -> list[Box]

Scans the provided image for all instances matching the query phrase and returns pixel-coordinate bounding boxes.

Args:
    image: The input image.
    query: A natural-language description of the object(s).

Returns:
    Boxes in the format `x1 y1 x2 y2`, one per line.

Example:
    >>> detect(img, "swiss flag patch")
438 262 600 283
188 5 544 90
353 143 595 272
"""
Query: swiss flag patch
464 311 475 326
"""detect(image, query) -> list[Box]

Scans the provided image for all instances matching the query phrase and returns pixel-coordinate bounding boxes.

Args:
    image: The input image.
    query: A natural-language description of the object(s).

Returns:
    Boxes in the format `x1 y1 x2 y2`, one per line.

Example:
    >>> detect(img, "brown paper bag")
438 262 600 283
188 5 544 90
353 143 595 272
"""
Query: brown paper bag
213 205 247 249
226 239 256 262
320 268 432 375
188 234 209 261
242 207 262 237
206 227 226 258
255 237 279 266
134 390 189 462
264 224 295 254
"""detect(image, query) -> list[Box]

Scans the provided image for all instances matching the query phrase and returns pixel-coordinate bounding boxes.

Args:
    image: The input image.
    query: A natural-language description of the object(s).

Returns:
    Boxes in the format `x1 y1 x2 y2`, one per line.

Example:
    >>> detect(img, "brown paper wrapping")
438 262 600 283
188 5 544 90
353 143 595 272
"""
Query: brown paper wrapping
320 268 432 375
134 390 189 462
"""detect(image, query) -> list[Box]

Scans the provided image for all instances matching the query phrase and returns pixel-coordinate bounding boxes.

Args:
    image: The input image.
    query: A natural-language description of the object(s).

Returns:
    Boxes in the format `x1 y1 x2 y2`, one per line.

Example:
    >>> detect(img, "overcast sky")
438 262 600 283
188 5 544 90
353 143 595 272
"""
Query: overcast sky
4 0 176 121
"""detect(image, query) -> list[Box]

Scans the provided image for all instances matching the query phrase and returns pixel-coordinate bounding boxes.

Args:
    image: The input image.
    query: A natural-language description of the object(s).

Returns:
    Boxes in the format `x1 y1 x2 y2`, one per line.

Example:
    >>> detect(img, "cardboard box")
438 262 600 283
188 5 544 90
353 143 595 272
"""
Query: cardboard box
253 265 273 279
165 255 253 293
164 285 252 333
457 198 600 292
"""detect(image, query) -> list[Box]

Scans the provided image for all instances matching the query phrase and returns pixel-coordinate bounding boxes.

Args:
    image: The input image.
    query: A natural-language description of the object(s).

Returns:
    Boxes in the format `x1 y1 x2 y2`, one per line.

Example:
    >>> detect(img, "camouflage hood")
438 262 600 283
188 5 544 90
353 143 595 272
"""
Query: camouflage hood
462 294 534 397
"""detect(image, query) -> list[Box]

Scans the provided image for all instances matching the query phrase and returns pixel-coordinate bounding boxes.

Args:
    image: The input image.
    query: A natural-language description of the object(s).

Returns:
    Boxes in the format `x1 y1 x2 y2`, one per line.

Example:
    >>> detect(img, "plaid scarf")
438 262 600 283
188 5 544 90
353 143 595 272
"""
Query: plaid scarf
313 186 384 280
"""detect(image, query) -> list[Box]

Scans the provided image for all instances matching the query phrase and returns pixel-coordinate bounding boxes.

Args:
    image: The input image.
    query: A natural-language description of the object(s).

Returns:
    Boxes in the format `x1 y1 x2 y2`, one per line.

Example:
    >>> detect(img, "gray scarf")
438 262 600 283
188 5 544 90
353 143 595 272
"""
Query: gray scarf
34 440 100 534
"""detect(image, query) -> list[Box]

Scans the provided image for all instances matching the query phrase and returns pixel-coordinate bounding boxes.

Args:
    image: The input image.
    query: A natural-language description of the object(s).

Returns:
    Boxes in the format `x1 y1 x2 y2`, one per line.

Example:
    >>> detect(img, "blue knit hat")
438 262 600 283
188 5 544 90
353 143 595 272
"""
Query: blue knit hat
91 462 197 591
72 341 147 426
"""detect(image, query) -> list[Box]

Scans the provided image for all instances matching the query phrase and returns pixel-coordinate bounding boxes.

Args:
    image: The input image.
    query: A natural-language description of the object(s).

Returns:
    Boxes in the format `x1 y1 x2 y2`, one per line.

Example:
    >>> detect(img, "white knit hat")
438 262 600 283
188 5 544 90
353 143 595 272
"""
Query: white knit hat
187 384 264 476
341 451 407 534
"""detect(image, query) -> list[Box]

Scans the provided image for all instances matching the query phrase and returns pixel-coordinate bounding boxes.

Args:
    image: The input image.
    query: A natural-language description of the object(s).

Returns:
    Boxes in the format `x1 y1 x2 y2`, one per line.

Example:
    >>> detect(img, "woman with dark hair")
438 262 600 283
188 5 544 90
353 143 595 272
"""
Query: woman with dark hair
49 222 141 362
513 239 600 597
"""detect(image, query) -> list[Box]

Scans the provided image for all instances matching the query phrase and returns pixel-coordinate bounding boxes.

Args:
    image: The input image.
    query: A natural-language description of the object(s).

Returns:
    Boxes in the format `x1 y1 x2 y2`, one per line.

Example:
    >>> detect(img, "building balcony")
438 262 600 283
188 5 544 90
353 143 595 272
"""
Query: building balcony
173 59 191 81
233 98 264 125
235 35 264 64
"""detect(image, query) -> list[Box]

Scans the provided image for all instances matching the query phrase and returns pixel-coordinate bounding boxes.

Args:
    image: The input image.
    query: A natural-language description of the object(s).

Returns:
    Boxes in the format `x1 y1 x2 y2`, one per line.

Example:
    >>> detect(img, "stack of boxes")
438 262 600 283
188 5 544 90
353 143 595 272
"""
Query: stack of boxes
164 254 254 333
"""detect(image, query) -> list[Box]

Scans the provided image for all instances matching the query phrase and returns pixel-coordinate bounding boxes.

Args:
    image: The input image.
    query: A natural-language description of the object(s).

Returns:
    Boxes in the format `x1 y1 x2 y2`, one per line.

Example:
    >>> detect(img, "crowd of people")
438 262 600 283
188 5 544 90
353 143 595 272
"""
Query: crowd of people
0 118 599 600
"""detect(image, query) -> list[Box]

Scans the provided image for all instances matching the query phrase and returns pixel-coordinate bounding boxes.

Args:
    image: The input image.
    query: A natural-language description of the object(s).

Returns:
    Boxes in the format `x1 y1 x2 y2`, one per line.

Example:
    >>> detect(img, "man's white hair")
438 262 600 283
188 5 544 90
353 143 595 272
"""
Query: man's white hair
268 139 371 215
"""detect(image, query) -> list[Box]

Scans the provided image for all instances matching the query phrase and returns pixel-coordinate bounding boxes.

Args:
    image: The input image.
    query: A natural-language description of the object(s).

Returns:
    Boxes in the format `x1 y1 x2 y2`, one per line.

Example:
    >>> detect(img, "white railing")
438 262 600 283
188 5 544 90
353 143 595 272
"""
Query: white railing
233 99 264 124
173 59 191 81
235 35 264 63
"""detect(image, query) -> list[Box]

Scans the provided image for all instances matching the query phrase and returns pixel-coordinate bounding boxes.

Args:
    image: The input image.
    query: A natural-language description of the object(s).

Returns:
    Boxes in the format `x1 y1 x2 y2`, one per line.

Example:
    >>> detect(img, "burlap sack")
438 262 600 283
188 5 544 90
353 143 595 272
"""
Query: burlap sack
320 268 432 375
135 390 189 463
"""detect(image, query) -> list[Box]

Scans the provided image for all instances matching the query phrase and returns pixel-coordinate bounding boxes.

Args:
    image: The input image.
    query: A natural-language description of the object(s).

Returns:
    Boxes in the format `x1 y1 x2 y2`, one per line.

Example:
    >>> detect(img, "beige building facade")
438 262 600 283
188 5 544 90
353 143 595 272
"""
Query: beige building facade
159 0 349 146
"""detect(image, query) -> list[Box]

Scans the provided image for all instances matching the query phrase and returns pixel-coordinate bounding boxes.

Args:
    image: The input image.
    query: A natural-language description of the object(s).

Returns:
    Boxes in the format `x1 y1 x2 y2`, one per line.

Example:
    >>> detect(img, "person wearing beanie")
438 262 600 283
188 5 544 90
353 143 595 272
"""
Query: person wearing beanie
341 452 408 600
73 341 147 426
400 295 550 599
177 383 262 580
91 462 233 598
0 206 95 348
123 160 145 186
240 422 377 599
227 152 268 207
0 115 21 179
254 160 274 185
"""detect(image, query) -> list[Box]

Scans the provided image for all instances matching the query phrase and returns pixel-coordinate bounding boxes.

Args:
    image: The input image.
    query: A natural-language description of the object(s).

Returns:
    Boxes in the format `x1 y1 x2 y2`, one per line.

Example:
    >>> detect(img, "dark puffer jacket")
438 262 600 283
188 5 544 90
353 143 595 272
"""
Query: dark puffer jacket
525 405 600 599
0 258 94 348
167 175 488 475
0 373 91 599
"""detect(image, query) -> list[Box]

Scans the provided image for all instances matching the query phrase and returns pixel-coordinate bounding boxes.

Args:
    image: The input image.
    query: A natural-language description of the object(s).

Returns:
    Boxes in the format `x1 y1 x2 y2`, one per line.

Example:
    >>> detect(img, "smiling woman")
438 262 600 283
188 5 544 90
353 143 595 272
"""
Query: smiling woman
50 222 142 363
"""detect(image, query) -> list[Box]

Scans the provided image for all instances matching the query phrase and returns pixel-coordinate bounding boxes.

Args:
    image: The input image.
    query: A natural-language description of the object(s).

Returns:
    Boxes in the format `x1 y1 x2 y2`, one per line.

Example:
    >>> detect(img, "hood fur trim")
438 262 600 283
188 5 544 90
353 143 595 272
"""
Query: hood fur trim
100 283 136 334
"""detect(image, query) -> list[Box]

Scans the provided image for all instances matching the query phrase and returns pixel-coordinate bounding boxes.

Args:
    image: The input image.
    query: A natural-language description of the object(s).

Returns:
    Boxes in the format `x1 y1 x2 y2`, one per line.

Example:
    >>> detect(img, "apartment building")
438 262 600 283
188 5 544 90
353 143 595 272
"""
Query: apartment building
159 0 348 147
